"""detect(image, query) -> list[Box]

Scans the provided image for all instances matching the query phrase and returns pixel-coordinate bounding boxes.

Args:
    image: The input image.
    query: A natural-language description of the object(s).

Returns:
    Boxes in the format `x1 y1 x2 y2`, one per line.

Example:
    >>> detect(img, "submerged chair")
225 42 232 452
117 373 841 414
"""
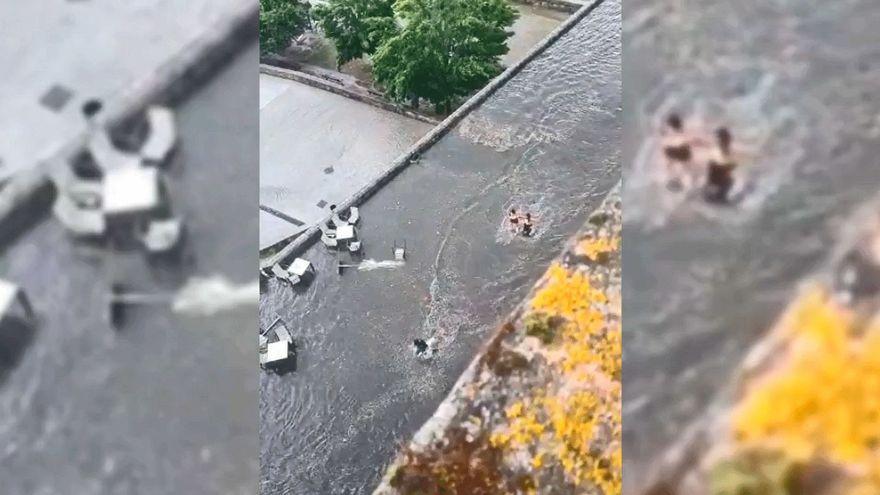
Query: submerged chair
347 206 360 225
88 128 140 173
271 258 314 286
393 240 406 261
0 279 35 324
259 318 295 371
320 222 338 249
52 191 107 237
140 217 183 253
140 106 177 165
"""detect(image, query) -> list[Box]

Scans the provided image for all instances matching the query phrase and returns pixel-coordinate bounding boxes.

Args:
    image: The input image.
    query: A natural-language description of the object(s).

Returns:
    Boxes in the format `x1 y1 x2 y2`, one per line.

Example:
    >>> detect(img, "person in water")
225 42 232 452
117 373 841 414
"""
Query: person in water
836 228 880 303
413 337 437 359
413 338 428 355
521 213 534 237
661 113 694 190
508 208 520 227
703 127 737 204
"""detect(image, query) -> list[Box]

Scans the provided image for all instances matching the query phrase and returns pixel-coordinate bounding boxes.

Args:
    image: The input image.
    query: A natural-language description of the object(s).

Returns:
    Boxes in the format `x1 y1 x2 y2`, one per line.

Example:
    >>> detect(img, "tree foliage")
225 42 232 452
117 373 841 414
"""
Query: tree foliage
313 0 398 67
260 0 311 56
372 0 517 112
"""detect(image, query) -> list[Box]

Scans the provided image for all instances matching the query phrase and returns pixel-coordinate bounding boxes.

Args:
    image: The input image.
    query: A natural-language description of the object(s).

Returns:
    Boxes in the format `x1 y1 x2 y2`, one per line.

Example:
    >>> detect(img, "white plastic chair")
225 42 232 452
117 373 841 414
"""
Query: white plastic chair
141 106 177 165
141 217 183 253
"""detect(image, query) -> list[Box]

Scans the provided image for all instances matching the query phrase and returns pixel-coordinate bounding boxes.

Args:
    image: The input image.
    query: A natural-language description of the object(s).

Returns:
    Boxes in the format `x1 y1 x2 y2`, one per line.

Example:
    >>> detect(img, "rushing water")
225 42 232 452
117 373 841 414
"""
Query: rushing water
622 1 880 492
0 43 258 494
260 2 620 493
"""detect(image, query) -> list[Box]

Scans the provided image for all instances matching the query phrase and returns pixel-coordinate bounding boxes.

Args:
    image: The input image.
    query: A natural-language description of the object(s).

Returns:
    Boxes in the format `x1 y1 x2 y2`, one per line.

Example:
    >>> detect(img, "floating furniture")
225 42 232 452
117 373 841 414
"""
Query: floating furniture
102 167 161 217
336 224 357 243
262 340 291 368
332 206 360 228
393 240 407 261
140 106 177 165
0 280 35 324
88 129 141 173
337 224 362 254
270 258 314 286
140 217 183 253
53 180 106 237
288 258 314 284
273 321 293 344
320 223 338 248
259 318 295 371
103 167 171 248
347 207 360 225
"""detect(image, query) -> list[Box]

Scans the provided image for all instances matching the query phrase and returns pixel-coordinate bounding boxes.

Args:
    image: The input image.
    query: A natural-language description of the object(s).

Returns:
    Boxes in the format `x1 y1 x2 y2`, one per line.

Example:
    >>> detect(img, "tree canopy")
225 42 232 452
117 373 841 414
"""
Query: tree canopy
372 0 518 112
313 0 398 67
260 0 312 56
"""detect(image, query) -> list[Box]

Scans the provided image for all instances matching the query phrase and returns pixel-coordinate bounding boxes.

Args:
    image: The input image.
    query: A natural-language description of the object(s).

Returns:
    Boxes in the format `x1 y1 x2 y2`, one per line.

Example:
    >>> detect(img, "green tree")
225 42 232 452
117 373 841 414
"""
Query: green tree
313 0 398 68
372 0 517 112
260 0 311 56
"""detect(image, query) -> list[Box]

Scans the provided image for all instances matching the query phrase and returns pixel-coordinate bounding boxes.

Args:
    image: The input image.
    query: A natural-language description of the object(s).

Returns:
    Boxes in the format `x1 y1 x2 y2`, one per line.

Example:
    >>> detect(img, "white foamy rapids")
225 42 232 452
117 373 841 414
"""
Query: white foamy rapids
357 259 405 271
171 276 259 316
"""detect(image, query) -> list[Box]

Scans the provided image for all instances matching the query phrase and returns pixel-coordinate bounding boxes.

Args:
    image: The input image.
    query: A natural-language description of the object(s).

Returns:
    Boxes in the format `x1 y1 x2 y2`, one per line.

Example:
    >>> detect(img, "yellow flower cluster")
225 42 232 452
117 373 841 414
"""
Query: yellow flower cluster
490 399 546 448
732 286 880 490
492 256 621 493
576 236 620 262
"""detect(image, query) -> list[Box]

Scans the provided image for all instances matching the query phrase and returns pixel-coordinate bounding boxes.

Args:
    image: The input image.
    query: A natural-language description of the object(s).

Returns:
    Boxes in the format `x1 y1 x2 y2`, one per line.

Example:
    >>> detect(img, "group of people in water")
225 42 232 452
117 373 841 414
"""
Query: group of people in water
661 113 739 204
507 208 536 237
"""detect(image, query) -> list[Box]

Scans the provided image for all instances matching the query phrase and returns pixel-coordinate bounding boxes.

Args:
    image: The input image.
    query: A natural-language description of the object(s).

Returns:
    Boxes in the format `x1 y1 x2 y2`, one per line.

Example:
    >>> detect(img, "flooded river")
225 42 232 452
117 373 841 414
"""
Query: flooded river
260 1 620 493
0 43 258 494
622 1 880 492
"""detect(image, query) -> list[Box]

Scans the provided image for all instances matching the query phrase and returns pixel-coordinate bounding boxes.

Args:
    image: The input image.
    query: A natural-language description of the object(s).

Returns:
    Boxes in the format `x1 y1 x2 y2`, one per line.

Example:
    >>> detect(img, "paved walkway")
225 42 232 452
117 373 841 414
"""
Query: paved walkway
0 0 251 180
259 73 431 251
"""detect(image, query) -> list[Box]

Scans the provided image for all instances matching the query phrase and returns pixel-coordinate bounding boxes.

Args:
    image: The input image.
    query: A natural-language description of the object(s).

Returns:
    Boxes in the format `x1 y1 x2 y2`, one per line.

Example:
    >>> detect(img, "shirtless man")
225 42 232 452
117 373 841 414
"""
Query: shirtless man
703 127 737 204
661 113 696 191
521 213 535 237
508 208 520 229
836 222 880 303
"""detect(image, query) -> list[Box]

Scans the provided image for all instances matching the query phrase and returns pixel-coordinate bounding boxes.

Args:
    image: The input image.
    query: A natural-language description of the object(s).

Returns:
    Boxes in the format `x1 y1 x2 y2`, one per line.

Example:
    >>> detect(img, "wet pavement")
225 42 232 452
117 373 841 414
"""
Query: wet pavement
259 74 432 250
0 0 251 180
622 1 880 492
259 1 620 493
504 3 571 66
0 43 258 495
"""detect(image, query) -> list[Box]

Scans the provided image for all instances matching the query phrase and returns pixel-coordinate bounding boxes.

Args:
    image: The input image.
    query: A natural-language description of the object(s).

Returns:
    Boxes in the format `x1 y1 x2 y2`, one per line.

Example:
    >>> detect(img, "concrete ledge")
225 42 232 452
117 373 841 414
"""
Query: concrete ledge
0 172 57 249
260 64 440 126
0 3 258 239
261 0 605 270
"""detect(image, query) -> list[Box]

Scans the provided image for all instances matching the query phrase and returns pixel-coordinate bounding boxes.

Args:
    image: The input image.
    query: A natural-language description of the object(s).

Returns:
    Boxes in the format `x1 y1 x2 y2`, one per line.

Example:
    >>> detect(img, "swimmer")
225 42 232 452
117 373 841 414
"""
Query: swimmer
521 213 534 237
661 113 695 190
508 208 520 228
703 127 737 204
413 338 428 356
413 337 438 359
836 229 880 302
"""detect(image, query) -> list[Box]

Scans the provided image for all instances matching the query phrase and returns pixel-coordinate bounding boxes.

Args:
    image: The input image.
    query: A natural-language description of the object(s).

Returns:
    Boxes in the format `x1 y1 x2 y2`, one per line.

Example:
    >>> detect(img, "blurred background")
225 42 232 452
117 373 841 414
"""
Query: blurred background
0 2 259 494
